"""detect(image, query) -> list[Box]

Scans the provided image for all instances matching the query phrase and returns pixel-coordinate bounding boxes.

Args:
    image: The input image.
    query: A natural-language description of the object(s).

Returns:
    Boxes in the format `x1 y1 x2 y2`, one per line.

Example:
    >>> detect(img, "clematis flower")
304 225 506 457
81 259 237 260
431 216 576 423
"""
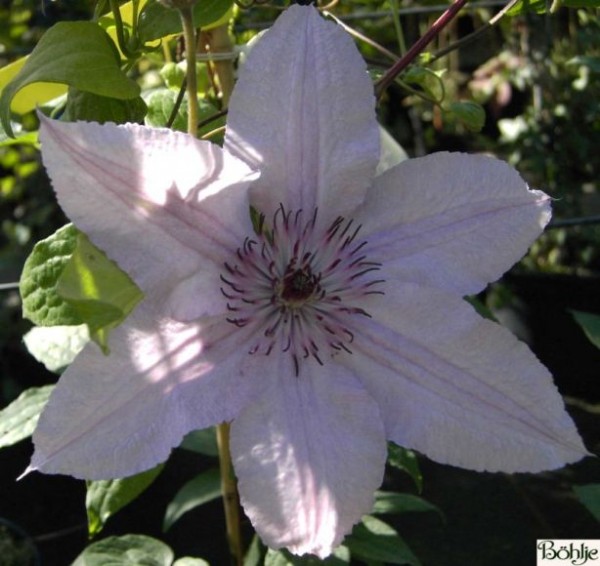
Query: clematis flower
30 5 587 558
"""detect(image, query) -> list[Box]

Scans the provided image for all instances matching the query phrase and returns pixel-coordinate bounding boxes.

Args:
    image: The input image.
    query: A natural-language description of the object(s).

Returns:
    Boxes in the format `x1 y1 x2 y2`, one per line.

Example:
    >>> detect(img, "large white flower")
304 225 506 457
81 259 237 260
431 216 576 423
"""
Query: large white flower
30 5 587 558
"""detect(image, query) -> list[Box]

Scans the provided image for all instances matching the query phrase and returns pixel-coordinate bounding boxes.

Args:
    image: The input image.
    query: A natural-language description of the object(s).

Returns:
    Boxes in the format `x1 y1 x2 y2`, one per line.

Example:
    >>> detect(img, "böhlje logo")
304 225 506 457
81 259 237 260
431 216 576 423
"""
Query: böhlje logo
537 540 600 565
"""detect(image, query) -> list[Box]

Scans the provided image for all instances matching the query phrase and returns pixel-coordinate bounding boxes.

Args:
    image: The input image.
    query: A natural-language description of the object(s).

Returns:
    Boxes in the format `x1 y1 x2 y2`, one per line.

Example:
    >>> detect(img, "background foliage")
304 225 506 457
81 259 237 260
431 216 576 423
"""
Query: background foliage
0 0 599 564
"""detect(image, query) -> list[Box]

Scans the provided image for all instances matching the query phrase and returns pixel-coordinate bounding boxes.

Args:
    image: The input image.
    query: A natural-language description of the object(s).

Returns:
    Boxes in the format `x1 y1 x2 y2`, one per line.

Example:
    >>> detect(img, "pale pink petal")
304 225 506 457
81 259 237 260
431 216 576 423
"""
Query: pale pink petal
29 304 264 479
358 153 551 296
225 5 379 223
343 284 588 472
166 270 222 321
230 357 386 558
39 116 257 296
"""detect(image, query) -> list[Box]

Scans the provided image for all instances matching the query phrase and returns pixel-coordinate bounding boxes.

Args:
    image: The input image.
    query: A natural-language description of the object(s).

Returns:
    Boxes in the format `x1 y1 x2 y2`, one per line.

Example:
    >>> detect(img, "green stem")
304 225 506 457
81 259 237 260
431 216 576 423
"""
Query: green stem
180 10 242 563
109 0 133 58
93 0 108 22
390 0 407 55
131 0 140 40
179 6 199 137
132 0 139 25
167 78 187 129
197 108 228 131
217 422 243 566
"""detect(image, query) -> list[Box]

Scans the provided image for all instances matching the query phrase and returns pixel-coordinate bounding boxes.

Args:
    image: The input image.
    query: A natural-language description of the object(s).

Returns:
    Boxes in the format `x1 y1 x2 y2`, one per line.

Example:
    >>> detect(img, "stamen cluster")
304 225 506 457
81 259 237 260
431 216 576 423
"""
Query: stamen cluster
221 206 384 374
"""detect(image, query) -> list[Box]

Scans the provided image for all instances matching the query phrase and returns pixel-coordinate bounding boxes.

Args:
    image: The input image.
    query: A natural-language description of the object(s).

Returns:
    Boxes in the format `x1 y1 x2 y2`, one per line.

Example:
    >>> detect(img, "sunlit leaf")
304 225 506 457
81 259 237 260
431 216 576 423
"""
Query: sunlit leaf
71 535 173 566
376 127 408 177
0 22 140 136
57 231 143 353
0 57 66 115
0 386 54 449
243 535 264 566
346 515 420 566
163 468 222 531
20 224 143 353
0 130 38 147
145 88 224 136
138 0 234 43
20 224 82 327
160 63 186 90
387 443 423 493
23 325 89 372
145 88 188 132
86 465 165 536
173 559 210 566
265 546 350 565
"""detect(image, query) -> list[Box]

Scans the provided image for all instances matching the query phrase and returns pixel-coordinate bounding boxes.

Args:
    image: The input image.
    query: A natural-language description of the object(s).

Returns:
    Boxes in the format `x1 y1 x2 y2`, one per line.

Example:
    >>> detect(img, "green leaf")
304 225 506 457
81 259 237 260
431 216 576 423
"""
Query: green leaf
56 231 143 353
567 56 600 74
173 559 210 566
0 56 66 115
264 551 291 566
23 325 89 372
160 63 186 90
378 127 408 173
373 491 443 520
571 310 600 350
506 0 546 15
445 101 486 133
0 130 38 148
145 88 188 132
265 546 350 565
332 547 350 563
71 534 174 566
86 464 165 537
243 535 264 566
465 295 497 322
387 443 423 493
573 484 600 522
0 21 140 136
507 0 600 13
20 224 143 352
0 386 54 449
401 66 444 103
64 88 147 125
145 89 224 136
179 427 219 456
138 0 234 43
20 224 82 327
346 516 421 566
163 468 222 531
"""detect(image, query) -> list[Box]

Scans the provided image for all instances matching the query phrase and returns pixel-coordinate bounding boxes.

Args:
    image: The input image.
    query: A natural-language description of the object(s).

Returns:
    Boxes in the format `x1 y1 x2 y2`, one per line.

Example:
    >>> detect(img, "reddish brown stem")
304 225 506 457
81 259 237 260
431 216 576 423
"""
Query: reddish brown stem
375 0 468 98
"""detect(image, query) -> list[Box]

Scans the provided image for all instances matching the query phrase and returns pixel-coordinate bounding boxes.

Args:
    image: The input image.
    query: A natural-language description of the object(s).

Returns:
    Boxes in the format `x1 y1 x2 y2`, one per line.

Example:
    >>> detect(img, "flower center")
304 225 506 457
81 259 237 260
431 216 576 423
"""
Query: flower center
220 205 383 374
280 268 318 303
